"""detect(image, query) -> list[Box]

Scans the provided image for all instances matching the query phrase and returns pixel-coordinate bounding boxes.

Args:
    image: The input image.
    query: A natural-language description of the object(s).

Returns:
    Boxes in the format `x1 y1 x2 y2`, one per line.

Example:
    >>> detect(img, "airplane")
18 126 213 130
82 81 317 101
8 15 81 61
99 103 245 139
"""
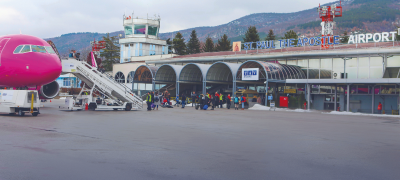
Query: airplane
0 34 62 99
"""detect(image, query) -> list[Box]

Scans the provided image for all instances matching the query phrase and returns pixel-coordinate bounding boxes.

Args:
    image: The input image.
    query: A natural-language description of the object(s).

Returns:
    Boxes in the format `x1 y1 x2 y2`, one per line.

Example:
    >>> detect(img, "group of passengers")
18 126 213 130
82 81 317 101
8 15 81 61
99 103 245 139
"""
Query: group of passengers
145 90 251 111
145 90 172 111
69 50 80 61
198 92 247 110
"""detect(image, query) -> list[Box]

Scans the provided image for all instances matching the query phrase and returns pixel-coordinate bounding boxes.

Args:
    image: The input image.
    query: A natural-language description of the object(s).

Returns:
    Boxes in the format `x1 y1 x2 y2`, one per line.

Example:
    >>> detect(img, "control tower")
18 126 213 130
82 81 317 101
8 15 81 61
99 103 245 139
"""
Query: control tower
119 14 169 63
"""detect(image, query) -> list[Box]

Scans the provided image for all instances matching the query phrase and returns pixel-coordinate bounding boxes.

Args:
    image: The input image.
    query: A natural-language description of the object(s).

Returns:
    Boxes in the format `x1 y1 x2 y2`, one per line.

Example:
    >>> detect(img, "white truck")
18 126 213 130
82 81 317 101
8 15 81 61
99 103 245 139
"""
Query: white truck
0 90 40 116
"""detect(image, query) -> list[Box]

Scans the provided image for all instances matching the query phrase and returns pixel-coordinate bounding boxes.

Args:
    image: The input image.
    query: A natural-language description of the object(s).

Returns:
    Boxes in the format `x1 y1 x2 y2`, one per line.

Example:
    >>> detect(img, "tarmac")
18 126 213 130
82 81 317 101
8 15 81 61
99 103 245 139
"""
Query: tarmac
0 99 399 180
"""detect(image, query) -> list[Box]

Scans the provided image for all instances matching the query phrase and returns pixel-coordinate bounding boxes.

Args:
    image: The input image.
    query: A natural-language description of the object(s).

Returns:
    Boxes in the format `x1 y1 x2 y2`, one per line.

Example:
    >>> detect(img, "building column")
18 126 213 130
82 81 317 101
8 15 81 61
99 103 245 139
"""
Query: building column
152 80 155 91
265 81 269 106
334 85 337 111
372 85 375 114
176 82 179 97
233 79 236 98
202 81 206 96
307 84 310 110
347 84 350 112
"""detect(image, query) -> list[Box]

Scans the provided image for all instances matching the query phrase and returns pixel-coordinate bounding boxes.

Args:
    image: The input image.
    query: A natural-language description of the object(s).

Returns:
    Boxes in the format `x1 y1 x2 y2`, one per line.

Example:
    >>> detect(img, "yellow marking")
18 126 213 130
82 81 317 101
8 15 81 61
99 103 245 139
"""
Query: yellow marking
30 91 34 113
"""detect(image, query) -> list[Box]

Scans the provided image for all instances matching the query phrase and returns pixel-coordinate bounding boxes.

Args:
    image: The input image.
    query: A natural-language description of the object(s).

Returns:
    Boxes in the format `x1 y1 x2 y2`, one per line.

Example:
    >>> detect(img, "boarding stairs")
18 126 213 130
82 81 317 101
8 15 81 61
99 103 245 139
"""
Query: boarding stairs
61 59 142 109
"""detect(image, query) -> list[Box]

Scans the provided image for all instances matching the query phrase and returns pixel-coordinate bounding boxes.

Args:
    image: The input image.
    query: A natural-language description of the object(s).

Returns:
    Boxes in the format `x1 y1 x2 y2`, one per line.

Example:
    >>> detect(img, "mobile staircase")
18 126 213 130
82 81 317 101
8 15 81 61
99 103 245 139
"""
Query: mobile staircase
61 58 143 111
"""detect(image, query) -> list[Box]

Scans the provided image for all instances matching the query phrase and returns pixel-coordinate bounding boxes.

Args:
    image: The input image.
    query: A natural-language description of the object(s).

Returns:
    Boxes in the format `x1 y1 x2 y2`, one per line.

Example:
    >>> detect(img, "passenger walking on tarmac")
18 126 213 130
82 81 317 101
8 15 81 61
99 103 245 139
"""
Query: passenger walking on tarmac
191 91 196 107
154 92 161 110
181 93 186 108
206 92 210 99
227 94 231 109
146 92 152 111
241 95 246 110
219 93 224 108
215 92 219 108
377 102 383 114
234 95 239 110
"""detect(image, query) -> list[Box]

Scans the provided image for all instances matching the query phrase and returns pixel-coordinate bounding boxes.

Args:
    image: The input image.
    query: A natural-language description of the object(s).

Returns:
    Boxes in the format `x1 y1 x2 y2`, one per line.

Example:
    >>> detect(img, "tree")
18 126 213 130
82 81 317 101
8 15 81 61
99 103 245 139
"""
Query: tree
215 34 232 51
203 36 215 52
265 29 275 41
172 32 187 55
395 27 400 41
100 33 120 71
341 31 349 43
186 30 201 54
243 26 260 48
166 38 172 54
283 30 298 46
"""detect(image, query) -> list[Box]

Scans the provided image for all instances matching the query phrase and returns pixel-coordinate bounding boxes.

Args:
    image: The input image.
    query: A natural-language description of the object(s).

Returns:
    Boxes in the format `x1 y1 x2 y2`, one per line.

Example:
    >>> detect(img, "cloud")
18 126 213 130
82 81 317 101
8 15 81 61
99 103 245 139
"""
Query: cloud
0 0 336 38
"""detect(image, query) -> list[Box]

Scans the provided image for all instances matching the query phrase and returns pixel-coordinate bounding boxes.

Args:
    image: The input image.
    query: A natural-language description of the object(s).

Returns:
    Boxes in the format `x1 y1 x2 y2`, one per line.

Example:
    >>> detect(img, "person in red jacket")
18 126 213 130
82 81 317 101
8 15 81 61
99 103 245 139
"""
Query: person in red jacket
227 94 231 109
377 102 382 114
215 92 220 108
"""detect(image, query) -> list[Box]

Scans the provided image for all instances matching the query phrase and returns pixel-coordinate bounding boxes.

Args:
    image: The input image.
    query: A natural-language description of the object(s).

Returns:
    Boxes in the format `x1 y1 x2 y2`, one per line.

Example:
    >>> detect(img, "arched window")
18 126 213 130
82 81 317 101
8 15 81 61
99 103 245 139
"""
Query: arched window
115 72 125 83
127 71 135 83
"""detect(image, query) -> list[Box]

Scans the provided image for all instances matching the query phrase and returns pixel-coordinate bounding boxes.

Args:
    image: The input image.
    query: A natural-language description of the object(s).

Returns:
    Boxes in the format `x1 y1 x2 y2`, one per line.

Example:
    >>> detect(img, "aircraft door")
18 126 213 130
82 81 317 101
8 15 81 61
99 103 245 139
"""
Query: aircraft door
0 38 11 66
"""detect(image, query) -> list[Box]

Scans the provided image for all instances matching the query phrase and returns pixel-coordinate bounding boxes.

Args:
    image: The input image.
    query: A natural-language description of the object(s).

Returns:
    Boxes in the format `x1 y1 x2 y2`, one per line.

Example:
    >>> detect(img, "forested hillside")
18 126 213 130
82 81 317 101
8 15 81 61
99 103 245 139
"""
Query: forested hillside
46 0 400 56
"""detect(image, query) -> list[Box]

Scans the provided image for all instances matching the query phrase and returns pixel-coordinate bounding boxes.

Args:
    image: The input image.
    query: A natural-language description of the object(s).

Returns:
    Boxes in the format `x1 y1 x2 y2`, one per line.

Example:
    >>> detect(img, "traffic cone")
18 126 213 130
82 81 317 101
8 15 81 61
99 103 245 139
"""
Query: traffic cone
50 99 52 102
85 103 88 110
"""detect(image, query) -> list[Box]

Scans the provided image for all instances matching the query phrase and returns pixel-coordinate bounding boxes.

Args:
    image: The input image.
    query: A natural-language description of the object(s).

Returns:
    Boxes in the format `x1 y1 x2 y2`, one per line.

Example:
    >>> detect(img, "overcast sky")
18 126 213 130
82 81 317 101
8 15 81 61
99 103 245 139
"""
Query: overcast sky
0 0 335 39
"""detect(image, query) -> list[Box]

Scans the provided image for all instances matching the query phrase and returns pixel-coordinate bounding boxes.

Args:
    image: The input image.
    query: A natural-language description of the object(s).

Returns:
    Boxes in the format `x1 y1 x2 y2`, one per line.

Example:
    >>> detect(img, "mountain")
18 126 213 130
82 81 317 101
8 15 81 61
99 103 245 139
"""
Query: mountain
46 31 124 57
46 0 400 56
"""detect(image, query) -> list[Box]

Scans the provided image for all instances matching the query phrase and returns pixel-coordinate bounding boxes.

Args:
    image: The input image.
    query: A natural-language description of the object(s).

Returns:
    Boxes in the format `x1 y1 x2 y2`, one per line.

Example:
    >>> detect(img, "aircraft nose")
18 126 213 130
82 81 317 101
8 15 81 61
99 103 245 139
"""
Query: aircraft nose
36 54 62 84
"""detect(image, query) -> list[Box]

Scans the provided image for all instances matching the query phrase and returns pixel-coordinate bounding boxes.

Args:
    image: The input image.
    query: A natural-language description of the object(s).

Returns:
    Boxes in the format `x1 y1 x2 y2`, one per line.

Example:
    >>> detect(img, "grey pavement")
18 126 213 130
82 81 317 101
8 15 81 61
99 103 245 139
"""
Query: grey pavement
0 100 399 180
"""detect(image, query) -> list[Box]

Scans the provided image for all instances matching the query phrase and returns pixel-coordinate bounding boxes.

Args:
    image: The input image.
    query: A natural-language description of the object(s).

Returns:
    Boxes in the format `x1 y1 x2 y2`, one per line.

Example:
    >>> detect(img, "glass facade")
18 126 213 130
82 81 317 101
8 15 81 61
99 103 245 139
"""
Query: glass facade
264 56 387 80
370 57 383 78
320 58 332 79
387 56 400 67
346 58 357 79
148 26 158 36
124 26 133 35
134 25 146 34
332 58 344 79
358 57 369 79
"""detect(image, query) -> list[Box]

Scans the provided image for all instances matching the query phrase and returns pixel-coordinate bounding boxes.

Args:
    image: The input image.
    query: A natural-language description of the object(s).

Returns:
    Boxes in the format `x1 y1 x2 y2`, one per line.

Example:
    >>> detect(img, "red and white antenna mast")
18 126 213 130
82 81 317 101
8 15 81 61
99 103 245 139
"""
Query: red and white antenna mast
318 1 342 48
90 38 106 56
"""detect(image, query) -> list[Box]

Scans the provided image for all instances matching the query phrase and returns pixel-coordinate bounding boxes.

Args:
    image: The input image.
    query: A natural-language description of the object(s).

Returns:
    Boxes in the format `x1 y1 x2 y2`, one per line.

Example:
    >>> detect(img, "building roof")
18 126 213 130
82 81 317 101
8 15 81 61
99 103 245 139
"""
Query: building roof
147 42 400 64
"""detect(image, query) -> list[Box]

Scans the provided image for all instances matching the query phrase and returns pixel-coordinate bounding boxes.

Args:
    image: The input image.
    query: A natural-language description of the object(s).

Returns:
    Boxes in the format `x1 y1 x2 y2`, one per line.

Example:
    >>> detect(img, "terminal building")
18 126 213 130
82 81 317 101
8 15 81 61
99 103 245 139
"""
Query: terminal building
112 15 400 114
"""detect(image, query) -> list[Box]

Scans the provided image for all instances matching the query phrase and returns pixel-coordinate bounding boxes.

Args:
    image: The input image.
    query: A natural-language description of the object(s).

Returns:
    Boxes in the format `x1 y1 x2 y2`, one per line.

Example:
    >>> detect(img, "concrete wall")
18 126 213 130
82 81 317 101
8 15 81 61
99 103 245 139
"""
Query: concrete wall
349 95 372 113
313 94 325 110
373 95 398 114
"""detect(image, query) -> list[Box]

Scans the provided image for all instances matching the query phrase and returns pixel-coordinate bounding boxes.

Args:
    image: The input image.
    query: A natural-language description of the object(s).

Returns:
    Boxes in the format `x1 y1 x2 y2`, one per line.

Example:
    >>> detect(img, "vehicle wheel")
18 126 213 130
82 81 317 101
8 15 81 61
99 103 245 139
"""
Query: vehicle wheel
18 109 25 116
125 104 132 111
32 112 39 116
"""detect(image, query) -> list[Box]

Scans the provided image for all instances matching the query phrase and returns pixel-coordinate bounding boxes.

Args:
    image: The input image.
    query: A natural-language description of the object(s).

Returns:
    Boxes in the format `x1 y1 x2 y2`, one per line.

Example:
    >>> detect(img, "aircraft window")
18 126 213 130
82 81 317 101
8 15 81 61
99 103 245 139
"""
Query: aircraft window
20 45 31 53
13 45 24 53
31 45 47 53
45 46 56 54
